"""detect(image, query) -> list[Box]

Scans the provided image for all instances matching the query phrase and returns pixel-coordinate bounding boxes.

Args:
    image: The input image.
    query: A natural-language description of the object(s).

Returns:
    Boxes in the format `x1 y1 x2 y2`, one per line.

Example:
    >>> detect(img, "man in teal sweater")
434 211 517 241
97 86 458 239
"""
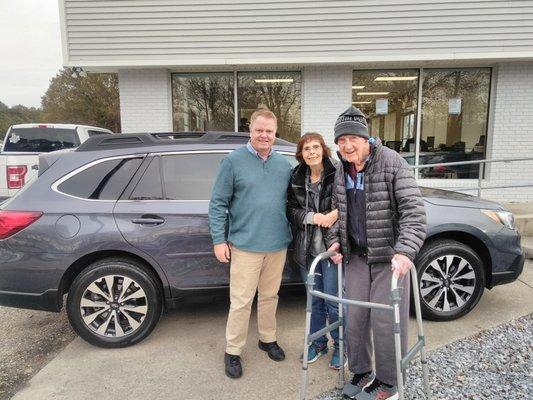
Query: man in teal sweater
209 109 293 379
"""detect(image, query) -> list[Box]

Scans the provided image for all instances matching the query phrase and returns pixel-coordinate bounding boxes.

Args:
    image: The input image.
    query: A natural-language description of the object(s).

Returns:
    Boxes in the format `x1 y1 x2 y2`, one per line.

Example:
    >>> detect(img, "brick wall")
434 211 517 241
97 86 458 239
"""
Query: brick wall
302 66 352 151
118 69 172 133
482 62 533 202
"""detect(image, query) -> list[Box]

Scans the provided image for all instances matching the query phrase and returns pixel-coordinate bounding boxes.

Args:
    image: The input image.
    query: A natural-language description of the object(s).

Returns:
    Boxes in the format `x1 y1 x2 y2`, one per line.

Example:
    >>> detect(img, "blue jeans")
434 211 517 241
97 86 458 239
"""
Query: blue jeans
300 258 340 348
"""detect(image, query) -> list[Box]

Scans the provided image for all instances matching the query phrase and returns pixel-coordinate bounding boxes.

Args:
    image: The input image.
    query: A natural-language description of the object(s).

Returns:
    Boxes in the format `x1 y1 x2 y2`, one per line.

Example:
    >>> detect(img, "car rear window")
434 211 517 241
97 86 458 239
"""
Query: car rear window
162 153 226 200
3 127 81 153
57 157 143 200
127 151 297 201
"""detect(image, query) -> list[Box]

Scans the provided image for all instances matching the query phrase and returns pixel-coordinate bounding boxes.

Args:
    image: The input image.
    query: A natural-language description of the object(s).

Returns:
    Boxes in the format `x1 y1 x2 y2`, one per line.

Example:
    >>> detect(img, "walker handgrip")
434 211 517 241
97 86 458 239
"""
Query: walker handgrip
390 259 415 291
308 251 337 276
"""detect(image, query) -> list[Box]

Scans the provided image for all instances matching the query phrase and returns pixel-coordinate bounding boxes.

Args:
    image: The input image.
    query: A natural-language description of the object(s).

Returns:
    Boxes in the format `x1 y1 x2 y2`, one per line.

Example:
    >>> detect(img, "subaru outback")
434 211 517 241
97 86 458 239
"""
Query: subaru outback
0 132 524 348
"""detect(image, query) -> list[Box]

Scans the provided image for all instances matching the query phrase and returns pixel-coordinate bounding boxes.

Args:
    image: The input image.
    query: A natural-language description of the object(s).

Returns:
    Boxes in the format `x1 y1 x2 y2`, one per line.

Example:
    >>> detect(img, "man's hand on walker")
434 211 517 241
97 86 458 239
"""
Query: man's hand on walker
214 243 231 263
391 253 413 278
327 242 342 264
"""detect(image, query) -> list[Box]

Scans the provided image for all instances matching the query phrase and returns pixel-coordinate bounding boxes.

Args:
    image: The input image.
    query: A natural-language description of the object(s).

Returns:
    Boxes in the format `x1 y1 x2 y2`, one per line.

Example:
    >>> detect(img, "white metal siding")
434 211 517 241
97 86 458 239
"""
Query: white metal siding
62 0 533 67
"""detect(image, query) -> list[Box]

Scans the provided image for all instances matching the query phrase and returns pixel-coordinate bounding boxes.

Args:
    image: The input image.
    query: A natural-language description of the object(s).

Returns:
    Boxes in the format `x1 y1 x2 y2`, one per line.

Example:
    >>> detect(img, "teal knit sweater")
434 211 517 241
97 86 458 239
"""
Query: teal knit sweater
209 146 293 252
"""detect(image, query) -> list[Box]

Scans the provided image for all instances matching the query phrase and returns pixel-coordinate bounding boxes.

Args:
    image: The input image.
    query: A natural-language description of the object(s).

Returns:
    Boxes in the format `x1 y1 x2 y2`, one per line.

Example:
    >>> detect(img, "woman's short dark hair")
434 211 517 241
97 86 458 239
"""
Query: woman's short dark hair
295 132 332 164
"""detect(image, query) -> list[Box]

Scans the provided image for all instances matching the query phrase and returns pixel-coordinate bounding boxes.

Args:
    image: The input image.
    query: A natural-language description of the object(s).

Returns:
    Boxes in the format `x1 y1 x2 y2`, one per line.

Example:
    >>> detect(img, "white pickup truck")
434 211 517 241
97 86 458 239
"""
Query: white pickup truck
0 123 113 200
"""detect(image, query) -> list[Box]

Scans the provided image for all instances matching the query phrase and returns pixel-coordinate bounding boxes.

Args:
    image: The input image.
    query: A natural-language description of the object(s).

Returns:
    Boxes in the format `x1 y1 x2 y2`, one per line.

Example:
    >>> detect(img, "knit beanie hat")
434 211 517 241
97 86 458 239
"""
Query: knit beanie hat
333 106 369 143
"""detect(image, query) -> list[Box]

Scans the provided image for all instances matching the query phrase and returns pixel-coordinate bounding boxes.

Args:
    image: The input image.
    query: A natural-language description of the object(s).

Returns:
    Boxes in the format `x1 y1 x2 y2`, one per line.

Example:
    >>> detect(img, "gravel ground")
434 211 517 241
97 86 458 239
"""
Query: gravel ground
316 313 533 400
0 305 75 400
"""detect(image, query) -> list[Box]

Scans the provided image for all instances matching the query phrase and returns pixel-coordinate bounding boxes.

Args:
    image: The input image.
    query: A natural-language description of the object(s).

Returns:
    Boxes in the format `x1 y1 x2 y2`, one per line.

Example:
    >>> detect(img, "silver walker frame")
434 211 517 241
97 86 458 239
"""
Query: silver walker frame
300 251 431 400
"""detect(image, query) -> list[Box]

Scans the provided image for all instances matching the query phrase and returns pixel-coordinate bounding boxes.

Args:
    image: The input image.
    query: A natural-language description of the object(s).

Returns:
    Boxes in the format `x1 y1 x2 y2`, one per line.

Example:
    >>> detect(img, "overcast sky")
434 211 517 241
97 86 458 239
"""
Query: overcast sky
0 0 63 108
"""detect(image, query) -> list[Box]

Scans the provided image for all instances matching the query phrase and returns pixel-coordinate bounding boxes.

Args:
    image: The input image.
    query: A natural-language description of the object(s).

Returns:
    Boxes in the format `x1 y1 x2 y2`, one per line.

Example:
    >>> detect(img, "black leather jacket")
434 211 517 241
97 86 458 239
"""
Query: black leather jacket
287 157 337 268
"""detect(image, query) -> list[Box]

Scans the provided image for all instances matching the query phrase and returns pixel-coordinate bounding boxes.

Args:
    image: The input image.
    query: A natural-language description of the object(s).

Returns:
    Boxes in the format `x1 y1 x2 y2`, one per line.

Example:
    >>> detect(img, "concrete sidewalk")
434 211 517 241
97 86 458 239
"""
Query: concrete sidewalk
12 260 533 400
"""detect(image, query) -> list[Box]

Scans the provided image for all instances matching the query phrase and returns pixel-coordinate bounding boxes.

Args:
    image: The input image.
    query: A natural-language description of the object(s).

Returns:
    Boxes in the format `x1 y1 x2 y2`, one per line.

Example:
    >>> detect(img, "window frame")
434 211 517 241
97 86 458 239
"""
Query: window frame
52 154 146 202
170 70 303 140
352 66 493 181
118 149 297 203
352 68 421 155
419 67 492 180
170 71 236 133
236 70 303 142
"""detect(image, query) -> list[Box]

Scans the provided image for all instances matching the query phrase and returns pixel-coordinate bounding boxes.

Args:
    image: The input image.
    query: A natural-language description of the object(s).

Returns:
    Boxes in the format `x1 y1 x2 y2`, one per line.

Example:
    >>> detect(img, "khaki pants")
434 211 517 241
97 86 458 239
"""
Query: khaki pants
225 246 287 356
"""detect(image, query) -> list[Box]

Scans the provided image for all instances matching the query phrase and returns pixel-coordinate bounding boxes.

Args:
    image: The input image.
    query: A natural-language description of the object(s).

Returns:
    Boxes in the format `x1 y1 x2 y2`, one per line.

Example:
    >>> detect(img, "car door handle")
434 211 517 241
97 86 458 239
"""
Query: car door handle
131 217 165 225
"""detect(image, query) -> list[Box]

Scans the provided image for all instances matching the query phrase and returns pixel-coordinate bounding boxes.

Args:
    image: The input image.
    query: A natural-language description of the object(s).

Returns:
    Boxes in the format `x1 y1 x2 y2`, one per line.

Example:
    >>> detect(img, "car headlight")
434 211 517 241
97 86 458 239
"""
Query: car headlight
481 210 516 230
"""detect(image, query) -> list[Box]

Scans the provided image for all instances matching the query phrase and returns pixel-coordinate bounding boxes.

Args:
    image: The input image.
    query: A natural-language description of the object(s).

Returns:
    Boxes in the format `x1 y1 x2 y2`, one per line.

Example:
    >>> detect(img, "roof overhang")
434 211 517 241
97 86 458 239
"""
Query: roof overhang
66 52 533 74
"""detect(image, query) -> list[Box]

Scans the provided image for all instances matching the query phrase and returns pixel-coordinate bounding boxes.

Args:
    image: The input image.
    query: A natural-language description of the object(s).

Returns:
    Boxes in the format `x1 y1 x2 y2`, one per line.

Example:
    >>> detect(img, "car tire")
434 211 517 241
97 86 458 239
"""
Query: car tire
414 239 485 321
67 257 162 348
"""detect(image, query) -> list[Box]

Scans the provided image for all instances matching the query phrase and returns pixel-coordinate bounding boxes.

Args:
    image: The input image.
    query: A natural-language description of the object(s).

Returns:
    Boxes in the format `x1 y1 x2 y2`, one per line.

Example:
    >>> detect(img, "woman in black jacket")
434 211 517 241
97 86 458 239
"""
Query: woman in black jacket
287 132 341 369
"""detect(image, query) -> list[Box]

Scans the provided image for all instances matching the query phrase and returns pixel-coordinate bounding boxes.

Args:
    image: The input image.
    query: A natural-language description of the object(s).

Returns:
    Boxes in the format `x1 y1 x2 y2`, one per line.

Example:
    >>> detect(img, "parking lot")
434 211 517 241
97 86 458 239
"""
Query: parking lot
0 307 74 400
1 259 531 400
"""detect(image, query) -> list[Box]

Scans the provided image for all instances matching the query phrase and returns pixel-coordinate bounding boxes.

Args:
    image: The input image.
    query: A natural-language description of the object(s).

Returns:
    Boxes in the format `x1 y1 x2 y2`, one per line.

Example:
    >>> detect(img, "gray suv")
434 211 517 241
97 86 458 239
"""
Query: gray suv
0 132 524 348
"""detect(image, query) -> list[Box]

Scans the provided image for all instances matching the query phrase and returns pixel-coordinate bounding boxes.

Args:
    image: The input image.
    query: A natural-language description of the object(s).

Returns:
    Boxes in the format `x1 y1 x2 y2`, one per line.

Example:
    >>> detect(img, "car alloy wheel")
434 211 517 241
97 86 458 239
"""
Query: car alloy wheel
420 255 476 313
67 257 162 348
80 275 148 338
414 239 485 321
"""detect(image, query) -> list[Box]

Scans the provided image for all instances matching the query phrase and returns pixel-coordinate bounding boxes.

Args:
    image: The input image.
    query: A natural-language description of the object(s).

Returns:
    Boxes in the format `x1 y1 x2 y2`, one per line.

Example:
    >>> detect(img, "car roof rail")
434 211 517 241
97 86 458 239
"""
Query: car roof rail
75 131 295 152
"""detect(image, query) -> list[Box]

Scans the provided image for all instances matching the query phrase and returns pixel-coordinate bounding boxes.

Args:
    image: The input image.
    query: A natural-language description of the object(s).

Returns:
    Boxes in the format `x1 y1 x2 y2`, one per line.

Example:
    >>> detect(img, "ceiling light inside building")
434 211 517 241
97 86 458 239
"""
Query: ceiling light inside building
374 76 418 81
352 85 365 89
254 79 294 83
352 101 371 104
356 92 390 96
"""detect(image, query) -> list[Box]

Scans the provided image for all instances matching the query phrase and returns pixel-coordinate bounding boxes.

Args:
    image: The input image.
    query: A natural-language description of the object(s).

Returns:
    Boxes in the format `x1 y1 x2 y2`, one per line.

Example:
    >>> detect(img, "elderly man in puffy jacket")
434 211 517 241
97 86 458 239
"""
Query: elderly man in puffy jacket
326 106 426 400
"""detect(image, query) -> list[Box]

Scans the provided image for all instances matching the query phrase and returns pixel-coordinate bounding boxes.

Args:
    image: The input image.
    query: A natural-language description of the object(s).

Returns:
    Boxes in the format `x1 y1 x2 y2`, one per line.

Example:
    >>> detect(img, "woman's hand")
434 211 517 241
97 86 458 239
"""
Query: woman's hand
313 213 326 225
319 209 339 228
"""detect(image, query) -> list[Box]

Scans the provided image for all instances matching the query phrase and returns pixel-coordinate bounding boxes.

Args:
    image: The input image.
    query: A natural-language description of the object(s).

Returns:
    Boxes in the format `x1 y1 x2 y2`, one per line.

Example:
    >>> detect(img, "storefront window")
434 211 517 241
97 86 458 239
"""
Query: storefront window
237 72 301 143
420 68 491 179
172 73 235 131
352 68 491 179
352 69 419 161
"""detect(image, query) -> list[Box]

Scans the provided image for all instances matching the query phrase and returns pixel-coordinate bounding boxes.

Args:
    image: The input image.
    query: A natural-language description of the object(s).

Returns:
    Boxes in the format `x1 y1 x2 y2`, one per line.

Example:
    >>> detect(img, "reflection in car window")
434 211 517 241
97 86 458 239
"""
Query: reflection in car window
58 157 142 200
283 153 298 167
162 153 227 200
130 157 163 200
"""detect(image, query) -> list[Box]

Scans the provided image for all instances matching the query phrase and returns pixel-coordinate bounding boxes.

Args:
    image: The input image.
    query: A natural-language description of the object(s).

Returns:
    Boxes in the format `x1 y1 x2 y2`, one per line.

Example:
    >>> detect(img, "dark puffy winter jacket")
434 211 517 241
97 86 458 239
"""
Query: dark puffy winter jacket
287 157 337 268
326 138 427 265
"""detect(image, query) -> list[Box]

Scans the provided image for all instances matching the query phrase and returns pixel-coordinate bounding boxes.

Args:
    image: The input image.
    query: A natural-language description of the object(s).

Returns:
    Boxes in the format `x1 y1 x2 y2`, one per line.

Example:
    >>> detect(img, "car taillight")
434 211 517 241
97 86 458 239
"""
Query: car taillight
7 165 27 189
0 211 42 240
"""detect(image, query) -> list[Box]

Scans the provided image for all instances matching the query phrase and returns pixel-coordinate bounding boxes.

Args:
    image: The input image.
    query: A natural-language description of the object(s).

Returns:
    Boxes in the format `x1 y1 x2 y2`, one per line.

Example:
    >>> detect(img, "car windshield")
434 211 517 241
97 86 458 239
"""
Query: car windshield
3 127 80 153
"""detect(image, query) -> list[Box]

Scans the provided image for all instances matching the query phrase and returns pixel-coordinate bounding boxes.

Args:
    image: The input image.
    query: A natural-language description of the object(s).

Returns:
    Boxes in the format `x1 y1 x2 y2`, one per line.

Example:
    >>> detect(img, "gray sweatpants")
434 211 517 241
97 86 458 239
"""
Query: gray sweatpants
344 254 410 386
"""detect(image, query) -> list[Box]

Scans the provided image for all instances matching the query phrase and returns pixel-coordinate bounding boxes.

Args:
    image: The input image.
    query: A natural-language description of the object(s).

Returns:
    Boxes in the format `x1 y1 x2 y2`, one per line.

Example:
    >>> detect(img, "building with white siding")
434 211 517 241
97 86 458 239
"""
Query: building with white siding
58 0 533 201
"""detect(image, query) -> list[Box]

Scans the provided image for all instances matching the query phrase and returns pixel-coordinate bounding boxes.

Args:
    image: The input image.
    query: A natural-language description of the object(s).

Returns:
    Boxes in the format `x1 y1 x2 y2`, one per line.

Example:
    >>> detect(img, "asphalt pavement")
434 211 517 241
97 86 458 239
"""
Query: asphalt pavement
10 260 533 400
